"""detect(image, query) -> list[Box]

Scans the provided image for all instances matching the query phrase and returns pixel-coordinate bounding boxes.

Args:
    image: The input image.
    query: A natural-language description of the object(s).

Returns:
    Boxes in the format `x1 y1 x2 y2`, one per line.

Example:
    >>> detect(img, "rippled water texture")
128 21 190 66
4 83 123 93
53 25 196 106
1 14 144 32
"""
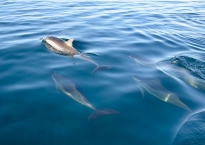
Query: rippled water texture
1 0 205 145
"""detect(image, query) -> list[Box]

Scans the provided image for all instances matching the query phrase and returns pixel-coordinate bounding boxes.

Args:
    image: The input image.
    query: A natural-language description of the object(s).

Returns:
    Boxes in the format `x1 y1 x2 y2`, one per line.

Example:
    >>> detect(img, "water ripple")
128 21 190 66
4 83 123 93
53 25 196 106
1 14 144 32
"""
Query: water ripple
1 0 205 144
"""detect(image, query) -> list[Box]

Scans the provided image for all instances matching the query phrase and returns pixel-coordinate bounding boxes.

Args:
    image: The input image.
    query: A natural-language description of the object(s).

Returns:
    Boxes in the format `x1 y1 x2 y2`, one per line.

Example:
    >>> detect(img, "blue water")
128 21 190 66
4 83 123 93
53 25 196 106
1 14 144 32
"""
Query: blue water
172 109 205 145
1 0 205 144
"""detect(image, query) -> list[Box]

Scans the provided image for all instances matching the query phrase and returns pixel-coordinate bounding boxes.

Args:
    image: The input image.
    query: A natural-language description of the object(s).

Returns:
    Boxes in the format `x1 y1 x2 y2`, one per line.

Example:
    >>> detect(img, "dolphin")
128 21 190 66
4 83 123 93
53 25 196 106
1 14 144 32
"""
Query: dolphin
171 55 205 80
129 55 205 91
132 75 191 112
157 61 205 91
51 72 119 121
41 36 111 74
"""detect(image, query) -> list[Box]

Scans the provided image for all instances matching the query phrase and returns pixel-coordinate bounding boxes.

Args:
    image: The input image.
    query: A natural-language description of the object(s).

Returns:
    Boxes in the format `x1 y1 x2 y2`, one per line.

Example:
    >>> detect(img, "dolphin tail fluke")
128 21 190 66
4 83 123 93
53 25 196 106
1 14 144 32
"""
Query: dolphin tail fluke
92 65 112 75
88 109 120 122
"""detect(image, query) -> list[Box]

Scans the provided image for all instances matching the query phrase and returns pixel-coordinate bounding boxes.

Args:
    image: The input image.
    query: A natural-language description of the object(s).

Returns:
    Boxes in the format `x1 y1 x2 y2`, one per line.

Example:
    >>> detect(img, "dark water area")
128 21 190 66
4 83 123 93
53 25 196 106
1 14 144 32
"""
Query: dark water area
1 0 205 145
172 109 205 145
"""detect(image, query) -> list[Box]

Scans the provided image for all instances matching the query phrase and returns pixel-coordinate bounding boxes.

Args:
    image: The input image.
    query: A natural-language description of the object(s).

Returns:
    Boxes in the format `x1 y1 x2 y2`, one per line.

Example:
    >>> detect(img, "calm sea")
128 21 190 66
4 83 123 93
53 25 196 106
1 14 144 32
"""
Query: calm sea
1 0 205 145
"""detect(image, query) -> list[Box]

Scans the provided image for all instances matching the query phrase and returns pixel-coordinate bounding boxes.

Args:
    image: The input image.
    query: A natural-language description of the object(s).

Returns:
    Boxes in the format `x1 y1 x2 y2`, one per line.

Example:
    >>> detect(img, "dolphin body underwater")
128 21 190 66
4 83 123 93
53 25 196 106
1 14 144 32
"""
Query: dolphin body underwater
132 76 191 112
51 72 119 121
130 56 191 111
172 110 205 145
129 55 205 91
41 36 111 74
157 61 205 91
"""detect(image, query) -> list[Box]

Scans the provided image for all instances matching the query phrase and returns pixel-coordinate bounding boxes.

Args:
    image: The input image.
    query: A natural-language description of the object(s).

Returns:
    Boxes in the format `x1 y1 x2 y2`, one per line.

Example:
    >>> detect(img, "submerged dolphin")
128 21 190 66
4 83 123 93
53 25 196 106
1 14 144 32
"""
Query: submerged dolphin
41 36 111 74
51 72 119 121
129 55 154 67
157 61 205 91
132 75 191 112
129 55 205 91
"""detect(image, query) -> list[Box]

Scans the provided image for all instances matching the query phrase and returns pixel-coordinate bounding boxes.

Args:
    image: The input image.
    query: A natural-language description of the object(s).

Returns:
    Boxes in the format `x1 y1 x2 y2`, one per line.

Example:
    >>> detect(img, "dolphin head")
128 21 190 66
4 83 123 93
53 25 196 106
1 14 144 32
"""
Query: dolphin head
51 72 63 81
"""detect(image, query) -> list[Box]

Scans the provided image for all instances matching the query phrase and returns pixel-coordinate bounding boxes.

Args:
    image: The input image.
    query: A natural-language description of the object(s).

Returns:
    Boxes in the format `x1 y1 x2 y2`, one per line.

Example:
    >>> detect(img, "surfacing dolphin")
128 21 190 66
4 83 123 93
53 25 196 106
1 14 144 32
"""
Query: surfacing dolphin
130 55 205 91
132 75 191 112
157 60 205 91
51 72 119 121
41 36 111 74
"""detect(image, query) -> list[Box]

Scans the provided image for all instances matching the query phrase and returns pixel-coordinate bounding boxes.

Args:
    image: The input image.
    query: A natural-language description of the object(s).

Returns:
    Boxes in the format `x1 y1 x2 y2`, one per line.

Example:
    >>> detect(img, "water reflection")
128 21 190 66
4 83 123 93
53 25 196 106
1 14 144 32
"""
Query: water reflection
172 109 205 145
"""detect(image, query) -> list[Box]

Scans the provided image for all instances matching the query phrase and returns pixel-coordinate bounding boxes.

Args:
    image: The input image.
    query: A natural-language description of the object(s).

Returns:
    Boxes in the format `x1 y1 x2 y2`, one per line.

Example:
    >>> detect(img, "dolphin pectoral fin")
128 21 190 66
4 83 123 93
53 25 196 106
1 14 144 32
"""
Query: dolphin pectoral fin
132 75 144 97
138 85 144 98
88 109 120 122
66 38 74 47
92 65 112 75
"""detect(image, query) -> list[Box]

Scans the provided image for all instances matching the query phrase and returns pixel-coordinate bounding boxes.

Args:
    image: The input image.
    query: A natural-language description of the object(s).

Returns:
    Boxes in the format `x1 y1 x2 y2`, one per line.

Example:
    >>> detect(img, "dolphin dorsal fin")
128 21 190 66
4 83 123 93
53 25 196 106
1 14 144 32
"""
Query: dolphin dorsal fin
66 38 74 47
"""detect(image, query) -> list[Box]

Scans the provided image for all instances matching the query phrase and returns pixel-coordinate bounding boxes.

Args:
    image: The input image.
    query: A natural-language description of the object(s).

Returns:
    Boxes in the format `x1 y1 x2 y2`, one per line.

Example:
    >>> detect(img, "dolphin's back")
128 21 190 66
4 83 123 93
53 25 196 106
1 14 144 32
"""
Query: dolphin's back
44 36 79 56
42 36 112 74
157 61 205 90
51 73 120 121
135 78 171 101
53 73 76 92
52 73 95 110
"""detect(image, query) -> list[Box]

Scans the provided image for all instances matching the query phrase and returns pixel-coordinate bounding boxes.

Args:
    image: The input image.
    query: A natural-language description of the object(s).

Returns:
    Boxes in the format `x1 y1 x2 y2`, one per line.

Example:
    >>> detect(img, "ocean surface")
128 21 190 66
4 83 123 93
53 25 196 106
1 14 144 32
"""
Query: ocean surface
1 0 205 145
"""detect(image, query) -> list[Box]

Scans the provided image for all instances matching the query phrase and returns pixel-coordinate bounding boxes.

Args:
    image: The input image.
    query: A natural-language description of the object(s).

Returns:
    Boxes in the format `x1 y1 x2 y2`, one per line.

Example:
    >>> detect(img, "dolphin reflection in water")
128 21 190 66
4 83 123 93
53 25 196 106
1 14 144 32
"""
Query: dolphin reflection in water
132 75 191 112
51 72 119 121
41 36 111 74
